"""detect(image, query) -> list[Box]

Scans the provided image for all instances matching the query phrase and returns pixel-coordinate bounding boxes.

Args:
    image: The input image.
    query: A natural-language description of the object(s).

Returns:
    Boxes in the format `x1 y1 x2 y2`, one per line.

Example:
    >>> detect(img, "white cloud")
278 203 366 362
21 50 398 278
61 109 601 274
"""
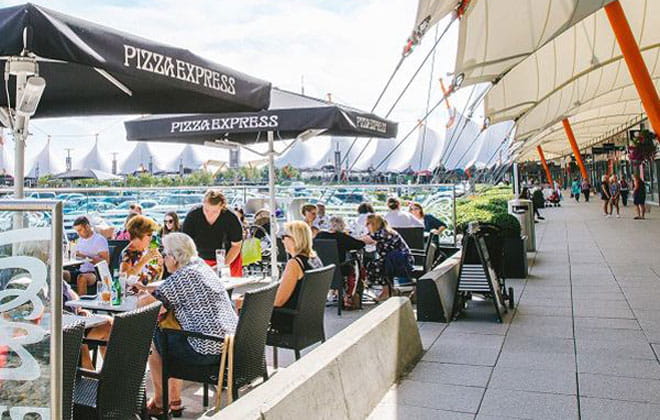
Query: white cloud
2 0 470 171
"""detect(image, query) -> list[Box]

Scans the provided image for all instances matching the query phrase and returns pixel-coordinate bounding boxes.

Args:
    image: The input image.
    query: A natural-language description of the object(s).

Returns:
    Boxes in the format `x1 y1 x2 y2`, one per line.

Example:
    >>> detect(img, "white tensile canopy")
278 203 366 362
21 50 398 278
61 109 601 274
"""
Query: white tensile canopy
412 0 651 162
454 0 614 86
176 144 208 172
465 121 515 168
491 0 660 160
119 142 169 174
26 138 64 178
0 131 13 176
275 139 329 170
75 139 111 173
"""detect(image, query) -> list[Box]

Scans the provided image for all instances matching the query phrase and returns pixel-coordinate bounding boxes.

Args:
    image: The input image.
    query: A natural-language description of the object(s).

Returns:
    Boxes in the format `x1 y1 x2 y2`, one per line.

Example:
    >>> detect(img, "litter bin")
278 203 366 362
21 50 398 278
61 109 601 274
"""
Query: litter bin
508 199 536 252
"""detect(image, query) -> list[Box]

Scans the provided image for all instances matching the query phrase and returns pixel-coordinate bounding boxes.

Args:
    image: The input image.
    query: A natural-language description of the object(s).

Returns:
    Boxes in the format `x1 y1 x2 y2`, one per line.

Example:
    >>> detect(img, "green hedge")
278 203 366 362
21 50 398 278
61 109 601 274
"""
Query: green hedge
456 186 521 237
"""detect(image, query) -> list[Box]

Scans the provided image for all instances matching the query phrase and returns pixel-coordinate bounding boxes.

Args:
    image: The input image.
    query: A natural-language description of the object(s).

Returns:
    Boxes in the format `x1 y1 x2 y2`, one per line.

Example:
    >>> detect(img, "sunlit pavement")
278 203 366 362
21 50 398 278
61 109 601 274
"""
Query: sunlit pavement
370 198 660 419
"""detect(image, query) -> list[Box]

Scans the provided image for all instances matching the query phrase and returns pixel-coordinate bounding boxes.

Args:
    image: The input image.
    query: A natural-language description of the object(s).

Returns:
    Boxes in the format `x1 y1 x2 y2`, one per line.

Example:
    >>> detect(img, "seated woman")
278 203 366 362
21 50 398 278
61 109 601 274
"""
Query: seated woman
315 216 365 275
315 216 365 307
409 202 446 235
138 233 238 417
119 215 163 286
270 221 323 333
361 214 413 301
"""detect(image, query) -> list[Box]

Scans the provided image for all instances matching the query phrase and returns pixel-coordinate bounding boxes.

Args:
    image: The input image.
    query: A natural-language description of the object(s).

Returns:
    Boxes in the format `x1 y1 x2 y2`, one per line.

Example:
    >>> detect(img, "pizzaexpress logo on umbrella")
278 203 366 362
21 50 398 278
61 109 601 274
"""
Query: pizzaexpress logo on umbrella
123 45 237 95
171 115 279 133
355 116 387 134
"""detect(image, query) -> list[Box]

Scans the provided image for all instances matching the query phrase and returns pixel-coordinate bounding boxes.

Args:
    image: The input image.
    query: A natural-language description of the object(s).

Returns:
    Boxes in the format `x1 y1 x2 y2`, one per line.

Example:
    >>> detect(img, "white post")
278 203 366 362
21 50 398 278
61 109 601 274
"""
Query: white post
513 162 520 197
13 72 28 199
268 131 279 281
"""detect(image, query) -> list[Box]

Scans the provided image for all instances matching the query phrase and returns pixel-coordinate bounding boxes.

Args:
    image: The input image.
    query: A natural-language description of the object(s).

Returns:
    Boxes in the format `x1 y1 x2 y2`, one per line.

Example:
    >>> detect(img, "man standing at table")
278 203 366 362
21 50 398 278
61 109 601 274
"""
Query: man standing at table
183 189 243 276
71 216 110 295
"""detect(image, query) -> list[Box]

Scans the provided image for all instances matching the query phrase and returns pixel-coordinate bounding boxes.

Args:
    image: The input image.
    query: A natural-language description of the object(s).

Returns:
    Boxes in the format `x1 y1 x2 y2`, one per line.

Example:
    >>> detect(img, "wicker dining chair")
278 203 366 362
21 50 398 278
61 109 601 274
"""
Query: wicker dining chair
161 282 278 409
267 264 335 367
73 302 161 420
63 321 85 420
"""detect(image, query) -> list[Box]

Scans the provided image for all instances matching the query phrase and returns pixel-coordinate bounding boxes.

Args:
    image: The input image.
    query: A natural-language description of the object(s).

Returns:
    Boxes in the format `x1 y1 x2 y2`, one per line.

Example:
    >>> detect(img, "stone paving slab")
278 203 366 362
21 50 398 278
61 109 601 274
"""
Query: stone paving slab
380 379 485 413
370 198 660 419
478 389 578 420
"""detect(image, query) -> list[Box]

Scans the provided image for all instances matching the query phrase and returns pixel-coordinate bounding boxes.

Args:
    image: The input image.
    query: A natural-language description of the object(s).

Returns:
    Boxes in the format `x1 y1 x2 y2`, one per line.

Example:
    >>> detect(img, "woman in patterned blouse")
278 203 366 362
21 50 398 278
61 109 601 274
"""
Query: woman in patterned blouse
119 215 163 285
361 214 413 301
137 232 238 417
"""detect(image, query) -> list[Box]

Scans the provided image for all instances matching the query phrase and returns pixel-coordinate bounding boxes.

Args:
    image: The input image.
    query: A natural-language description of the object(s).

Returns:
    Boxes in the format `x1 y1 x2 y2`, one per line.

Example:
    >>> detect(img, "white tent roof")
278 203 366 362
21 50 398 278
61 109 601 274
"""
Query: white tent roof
411 1 458 41
26 139 64 178
176 144 207 171
119 142 171 174
75 139 110 172
275 139 331 169
484 0 660 159
465 121 515 168
439 113 482 170
454 0 613 86
0 131 13 176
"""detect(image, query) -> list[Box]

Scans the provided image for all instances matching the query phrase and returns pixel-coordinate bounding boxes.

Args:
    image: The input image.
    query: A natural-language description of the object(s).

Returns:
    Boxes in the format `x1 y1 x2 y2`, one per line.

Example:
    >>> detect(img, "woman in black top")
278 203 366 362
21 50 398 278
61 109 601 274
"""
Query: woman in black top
270 221 323 333
600 175 611 216
315 216 365 275
409 202 447 234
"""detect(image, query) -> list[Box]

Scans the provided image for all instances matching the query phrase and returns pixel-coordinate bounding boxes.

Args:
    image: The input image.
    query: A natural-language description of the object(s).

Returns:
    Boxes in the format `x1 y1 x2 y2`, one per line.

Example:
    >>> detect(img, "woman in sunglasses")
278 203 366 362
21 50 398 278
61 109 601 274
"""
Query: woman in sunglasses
270 221 323 333
161 212 181 237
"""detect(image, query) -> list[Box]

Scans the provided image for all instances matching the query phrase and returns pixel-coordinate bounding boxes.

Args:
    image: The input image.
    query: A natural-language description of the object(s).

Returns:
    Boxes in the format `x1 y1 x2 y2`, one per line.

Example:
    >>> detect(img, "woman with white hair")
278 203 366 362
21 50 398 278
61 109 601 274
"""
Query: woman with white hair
137 232 237 417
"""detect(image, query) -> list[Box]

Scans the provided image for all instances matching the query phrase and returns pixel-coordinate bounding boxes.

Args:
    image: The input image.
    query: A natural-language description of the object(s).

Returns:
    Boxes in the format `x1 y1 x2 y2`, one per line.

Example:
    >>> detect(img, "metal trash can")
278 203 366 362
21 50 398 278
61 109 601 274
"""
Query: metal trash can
508 199 536 252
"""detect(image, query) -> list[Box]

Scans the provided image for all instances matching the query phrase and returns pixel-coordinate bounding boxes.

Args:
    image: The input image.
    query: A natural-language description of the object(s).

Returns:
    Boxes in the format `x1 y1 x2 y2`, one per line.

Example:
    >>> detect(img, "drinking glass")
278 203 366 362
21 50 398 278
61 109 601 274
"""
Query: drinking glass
215 249 226 269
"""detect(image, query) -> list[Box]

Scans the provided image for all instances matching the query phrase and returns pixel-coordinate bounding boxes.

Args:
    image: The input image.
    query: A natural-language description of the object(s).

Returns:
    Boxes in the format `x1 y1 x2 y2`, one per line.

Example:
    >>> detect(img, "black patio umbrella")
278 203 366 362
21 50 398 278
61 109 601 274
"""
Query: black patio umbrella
0 3 271 196
124 88 397 144
124 88 398 279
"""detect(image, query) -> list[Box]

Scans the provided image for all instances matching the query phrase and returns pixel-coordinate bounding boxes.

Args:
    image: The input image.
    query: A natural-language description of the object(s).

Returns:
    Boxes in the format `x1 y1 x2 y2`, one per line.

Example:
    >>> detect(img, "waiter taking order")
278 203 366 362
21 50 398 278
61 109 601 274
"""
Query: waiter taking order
182 189 243 276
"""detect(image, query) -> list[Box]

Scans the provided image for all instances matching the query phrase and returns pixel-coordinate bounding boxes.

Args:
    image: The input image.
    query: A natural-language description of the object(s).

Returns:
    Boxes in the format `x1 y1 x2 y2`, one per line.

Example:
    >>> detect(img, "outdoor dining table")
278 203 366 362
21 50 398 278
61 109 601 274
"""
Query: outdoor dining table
41 313 109 330
65 276 272 314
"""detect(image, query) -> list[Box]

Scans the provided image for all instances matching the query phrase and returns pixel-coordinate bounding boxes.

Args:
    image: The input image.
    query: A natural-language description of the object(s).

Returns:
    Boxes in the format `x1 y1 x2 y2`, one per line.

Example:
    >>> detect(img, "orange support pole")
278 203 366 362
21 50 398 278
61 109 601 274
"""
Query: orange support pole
562 118 589 181
605 1 660 135
536 146 554 185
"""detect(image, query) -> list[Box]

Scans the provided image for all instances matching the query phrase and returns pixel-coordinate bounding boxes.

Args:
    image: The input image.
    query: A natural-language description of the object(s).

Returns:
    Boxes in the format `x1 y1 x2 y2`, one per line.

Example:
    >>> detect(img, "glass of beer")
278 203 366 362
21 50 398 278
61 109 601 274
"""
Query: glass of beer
100 276 112 304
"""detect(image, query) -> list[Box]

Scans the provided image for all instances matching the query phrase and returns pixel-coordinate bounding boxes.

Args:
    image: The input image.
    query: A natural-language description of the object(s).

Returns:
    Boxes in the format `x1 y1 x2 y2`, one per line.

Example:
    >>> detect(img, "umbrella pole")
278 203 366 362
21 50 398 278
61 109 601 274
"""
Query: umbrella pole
268 131 279 281
13 130 25 198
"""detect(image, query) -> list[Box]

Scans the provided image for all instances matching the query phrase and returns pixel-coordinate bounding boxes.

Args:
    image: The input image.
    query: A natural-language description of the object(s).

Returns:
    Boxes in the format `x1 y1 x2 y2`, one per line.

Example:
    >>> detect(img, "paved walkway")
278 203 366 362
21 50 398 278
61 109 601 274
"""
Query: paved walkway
370 198 660 419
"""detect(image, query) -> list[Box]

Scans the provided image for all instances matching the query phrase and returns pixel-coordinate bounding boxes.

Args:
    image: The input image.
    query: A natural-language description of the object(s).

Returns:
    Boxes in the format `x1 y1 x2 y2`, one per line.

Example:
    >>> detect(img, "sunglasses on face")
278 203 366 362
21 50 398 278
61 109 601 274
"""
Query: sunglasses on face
164 219 174 224
280 233 292 240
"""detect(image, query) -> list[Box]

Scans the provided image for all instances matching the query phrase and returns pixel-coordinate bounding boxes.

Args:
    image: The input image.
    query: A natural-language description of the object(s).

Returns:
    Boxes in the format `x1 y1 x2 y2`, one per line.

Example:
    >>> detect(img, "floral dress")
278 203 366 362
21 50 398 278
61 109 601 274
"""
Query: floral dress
366 228 413 285
120 246 162 285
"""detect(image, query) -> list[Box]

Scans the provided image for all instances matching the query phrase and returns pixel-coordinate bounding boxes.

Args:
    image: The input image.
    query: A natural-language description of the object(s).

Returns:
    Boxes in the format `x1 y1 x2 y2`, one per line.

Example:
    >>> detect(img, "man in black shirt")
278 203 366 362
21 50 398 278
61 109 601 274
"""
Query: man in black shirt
182 190 243 276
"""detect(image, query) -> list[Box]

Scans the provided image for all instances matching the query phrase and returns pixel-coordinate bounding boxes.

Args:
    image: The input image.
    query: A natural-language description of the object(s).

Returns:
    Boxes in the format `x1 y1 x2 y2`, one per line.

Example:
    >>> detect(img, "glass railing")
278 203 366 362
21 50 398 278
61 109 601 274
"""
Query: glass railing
0 200 63 419
0 183 463 244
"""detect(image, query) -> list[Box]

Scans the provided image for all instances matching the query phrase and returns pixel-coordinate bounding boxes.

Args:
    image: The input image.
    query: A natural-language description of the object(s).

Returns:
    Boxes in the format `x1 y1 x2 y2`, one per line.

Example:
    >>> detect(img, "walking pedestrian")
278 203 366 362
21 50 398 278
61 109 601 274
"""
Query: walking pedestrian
609 174 621 218
600 175 611 216
571 177 581 202
620 177 629 206
581 178 591 202
633 174 647 220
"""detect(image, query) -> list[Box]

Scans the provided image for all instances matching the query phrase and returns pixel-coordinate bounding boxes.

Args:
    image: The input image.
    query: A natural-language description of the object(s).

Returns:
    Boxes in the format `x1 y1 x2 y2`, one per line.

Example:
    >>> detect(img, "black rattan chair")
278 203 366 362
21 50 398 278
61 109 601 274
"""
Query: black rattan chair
108 240 129 273
63 321 85 420
267 264 335 366
313 238 343 315
73 302 161 420
161 282 278 409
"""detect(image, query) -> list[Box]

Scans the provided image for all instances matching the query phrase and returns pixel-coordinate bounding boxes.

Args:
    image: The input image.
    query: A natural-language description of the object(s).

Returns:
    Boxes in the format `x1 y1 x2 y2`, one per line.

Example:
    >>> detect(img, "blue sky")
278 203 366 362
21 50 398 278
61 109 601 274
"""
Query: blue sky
1 0 470 169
